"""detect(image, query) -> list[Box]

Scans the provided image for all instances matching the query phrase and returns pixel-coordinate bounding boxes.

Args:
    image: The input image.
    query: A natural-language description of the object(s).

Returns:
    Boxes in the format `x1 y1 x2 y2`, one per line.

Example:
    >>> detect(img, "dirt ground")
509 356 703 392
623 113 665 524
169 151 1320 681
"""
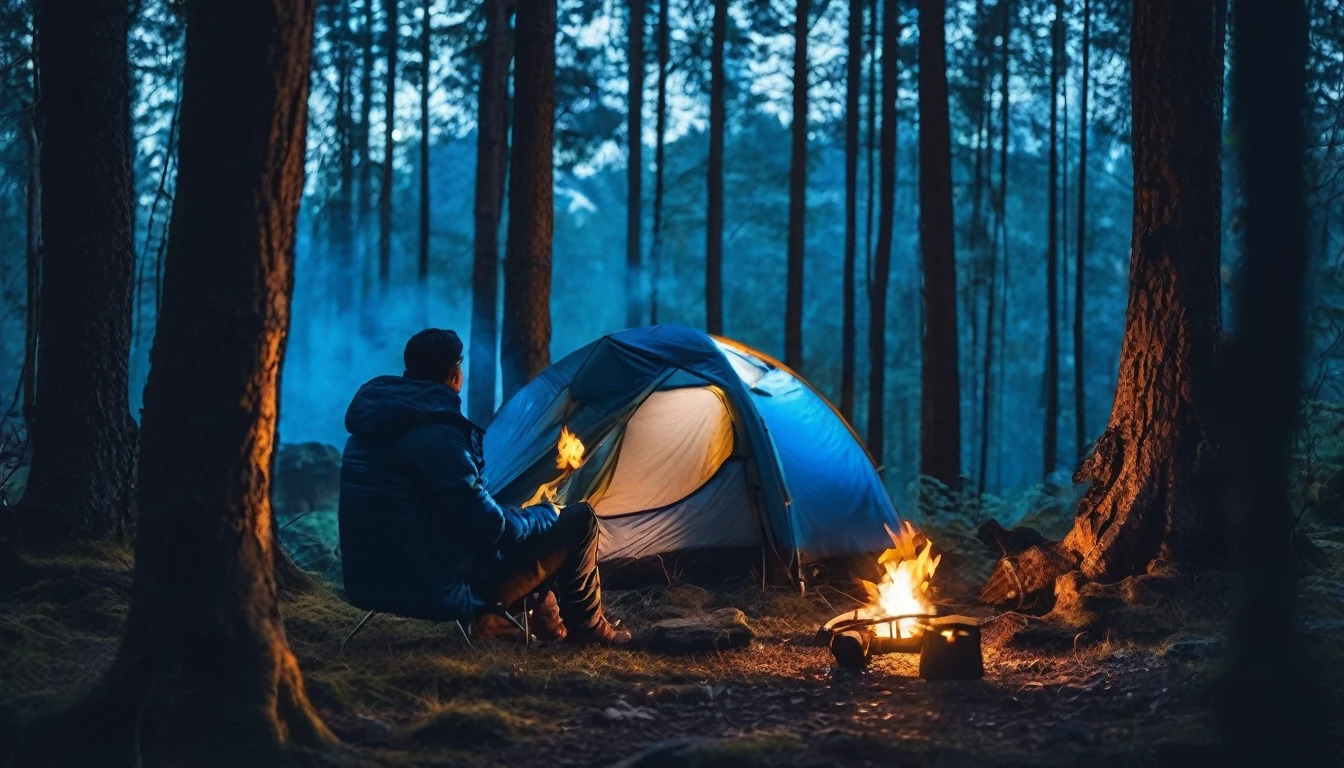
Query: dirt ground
3 532 1343 767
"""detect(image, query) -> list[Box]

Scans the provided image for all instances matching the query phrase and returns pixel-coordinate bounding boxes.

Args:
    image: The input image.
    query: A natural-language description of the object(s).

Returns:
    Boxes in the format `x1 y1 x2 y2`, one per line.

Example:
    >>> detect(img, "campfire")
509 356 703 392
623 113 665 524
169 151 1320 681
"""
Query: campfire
817 522 981 678
860 521 941 640
525 426 586 506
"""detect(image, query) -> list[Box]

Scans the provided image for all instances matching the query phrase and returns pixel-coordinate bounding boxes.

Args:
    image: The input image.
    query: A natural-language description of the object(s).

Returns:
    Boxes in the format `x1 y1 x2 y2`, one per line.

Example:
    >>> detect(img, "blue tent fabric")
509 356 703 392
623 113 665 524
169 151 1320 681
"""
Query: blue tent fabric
483 324 900 574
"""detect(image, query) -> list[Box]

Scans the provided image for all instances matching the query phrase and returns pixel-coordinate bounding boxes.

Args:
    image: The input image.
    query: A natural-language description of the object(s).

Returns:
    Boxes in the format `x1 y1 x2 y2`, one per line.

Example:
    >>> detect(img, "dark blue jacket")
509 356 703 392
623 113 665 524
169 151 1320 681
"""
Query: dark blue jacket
337 376 555 621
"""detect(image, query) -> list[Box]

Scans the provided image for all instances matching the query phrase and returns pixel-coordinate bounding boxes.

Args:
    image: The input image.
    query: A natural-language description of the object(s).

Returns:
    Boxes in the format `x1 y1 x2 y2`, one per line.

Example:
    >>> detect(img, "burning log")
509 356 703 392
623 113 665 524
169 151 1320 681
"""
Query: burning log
917 615 983 680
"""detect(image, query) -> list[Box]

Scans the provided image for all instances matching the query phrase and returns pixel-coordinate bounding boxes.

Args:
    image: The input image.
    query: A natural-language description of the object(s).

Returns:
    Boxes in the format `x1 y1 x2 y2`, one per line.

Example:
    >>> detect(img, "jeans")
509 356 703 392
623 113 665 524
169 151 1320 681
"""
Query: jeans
473 502 606 634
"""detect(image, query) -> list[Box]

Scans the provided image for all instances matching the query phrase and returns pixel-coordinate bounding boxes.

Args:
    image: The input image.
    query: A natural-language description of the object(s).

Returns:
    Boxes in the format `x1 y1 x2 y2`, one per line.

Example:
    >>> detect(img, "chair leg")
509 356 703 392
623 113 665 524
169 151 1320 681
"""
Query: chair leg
454 620 474 649
341 610 377 654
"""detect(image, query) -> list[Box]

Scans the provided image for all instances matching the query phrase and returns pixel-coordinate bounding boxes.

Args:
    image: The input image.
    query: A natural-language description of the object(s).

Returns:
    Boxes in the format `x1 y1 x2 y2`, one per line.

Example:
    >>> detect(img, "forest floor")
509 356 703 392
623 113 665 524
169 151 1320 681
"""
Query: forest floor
3 528 1344 767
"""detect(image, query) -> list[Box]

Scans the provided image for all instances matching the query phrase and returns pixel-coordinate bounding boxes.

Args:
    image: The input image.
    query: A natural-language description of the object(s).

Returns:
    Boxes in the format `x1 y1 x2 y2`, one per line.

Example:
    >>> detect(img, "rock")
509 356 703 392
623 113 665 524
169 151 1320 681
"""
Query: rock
976 519 1051 556
272 442 342 518
638 607 755 653
600 700 657 723
1163 635 1225 661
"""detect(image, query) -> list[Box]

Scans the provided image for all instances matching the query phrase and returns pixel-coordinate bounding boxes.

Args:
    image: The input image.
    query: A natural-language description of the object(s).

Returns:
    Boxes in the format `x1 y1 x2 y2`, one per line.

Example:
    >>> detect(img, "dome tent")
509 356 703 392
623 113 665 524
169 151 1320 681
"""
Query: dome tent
483 324 901 581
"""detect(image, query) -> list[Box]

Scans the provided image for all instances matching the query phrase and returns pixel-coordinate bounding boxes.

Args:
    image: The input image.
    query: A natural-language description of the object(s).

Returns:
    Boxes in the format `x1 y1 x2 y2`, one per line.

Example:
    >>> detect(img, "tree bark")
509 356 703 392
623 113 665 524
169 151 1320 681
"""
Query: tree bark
978 0 1009 498
1219 0 1323 759
840 0 860 422
867 0 897 465
917 0 961 491
358 0 376 297
39 0 335 761
379 0 398 286
705 0 726 335
501 0 555 400
994 0 1010 491
649 0 669 324
785 0 809 371
20 0 137 545
1043 0 1062 479
1073 0 1089 461
468 0 513 425
335 0 355 311
627 0 645 328
1062 0 1225 580
417 0 431 283
22 100 40 426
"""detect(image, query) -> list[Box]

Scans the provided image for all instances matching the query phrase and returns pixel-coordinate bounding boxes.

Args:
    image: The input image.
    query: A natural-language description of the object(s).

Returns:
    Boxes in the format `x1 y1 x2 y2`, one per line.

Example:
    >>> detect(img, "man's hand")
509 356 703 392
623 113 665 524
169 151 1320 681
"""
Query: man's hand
542 499 564 516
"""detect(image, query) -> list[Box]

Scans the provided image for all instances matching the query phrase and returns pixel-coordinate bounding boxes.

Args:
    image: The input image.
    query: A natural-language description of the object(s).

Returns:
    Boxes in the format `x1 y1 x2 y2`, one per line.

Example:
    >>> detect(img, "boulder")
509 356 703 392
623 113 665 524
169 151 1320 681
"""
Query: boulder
273 442 342 518
637 607 755 654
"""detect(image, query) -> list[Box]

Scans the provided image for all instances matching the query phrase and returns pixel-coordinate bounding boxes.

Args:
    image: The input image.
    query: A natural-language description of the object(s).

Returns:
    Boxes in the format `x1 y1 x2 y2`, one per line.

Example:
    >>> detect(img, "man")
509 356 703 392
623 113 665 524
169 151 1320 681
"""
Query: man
338 328 631 645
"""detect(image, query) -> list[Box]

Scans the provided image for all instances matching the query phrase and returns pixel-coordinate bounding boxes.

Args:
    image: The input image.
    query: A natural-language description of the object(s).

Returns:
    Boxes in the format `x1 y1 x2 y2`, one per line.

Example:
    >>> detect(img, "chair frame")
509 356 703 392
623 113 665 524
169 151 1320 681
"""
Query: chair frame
339 595 532 654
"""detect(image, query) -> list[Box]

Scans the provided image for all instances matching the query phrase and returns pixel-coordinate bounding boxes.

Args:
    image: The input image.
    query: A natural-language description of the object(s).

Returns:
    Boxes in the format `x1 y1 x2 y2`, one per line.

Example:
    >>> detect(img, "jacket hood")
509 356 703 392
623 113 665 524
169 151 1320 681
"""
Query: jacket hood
345 375 470 438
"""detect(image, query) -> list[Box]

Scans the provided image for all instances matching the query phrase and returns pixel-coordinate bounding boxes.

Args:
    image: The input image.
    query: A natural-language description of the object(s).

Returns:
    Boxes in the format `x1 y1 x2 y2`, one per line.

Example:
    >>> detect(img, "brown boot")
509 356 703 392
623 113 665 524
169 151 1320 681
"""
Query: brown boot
530 591 567 643
473 612 526 643
567 617 632 647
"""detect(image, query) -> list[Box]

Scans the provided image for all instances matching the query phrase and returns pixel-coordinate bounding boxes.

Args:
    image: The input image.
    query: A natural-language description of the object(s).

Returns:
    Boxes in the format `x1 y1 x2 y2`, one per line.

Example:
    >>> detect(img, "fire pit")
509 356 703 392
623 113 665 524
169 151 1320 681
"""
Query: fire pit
817 523 983 679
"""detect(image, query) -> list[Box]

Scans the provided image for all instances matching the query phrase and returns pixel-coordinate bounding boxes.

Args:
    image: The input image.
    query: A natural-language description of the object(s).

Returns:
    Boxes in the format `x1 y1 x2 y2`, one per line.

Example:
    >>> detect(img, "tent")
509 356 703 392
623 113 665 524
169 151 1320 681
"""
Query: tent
484 324 901 581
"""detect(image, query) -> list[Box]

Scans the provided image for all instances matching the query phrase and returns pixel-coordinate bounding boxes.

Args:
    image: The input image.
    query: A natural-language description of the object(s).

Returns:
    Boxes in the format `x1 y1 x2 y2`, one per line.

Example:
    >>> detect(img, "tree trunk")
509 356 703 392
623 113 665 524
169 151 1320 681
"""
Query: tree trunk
648 0 669 324
379 0 398 285
1073 0 1089 461
978 0 1009 497
1043 0 1062 479
785 0 808 371
22 100 40 425
19 0 137 545
840 0 859 422
1219 0 1323 759
705 0 726 335
627 0 645 328
358 0 375 296
418 0 430 283
38 0 335 761
468 0 513 425
335 0 355 311
867 0 897 465
994 0 1011 492
917 0 961 491
500 0 555 399
1061 0 1226 581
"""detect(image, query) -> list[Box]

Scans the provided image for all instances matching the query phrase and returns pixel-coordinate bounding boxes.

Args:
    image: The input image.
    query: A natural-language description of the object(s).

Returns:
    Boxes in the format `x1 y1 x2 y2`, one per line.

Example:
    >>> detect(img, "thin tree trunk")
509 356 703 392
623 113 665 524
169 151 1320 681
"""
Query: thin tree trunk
336 0 355 310
359 0 375 297
20 0 137 545
649 0 669 324
1219 0 1323 759
917 0 961 491
785 0 809 371
379 0 398 285
468 0 513 424
33 0 335 761
627 0 645 328
993 0 1011 491
1073 0 1089 460
841 0 860 420
418 0 430 283
706 0 726 335
1060 0 1225 581
22 101 40 425
978 0 1008 497
1043 0 1062 479
500 0 555 399
867 0 897 465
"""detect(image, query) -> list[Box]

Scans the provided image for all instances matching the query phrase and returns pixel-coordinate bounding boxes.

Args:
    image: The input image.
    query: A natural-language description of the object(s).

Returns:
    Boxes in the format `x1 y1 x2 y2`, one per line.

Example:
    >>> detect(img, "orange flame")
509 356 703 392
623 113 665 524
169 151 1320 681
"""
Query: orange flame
555 426 585 470
526 426 586 507
858 521 941 639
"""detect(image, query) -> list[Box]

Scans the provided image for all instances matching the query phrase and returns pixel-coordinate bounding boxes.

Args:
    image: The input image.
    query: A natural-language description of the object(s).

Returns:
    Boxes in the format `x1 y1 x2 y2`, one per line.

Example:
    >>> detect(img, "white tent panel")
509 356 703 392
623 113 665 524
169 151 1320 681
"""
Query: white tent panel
596 460 760 561
588 386 734 517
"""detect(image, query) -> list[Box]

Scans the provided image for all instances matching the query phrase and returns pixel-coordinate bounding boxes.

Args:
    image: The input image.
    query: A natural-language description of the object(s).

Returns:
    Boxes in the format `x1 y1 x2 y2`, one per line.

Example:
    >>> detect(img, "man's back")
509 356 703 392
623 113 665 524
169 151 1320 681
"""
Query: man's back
338 375 498 621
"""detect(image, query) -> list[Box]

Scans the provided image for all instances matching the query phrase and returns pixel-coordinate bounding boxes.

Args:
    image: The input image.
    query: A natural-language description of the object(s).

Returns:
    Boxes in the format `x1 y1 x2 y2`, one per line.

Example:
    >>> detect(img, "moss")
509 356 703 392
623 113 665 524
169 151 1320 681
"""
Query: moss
402 700 551 747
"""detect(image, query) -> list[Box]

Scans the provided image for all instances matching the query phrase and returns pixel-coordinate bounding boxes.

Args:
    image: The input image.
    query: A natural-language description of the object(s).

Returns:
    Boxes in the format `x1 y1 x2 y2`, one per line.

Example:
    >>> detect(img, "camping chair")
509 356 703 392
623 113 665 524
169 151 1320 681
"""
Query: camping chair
339 595 534 654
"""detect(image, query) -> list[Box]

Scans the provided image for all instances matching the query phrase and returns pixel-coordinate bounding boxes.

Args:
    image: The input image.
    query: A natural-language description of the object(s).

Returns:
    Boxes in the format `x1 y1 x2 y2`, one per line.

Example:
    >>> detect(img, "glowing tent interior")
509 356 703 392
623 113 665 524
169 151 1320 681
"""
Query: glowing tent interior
484 324 903 581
